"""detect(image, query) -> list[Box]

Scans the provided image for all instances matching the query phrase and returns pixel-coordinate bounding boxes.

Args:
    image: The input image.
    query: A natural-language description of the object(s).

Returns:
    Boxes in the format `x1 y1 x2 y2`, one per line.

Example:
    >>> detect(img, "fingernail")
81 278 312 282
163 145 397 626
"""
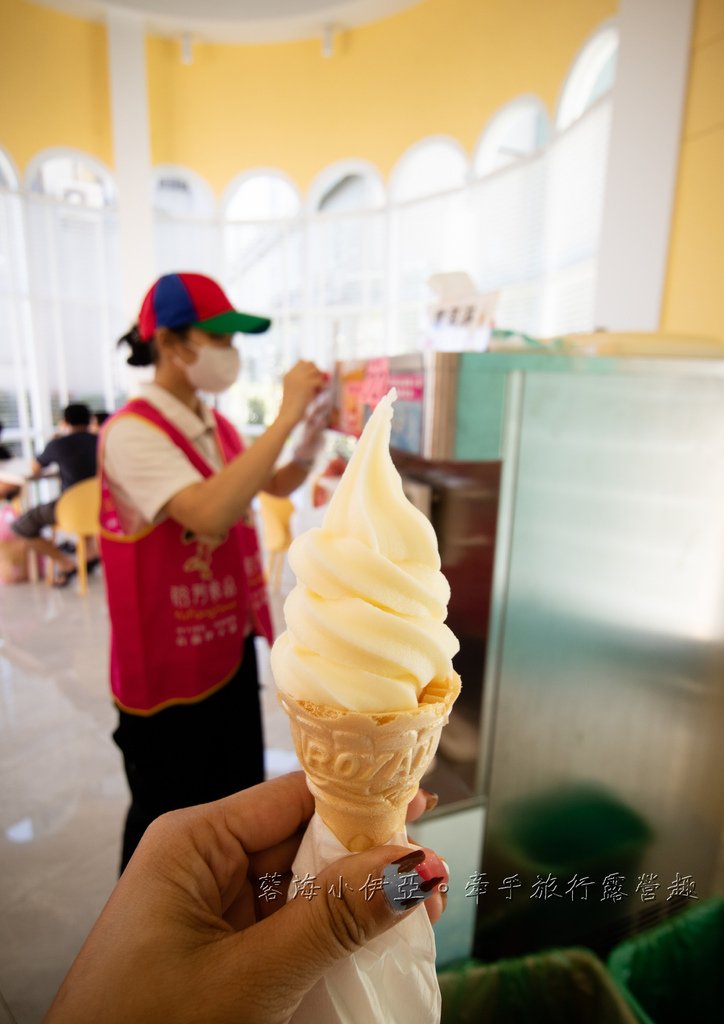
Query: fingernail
416 851 446 883
390 849 426 874
382 862 444 913
421 789 439 813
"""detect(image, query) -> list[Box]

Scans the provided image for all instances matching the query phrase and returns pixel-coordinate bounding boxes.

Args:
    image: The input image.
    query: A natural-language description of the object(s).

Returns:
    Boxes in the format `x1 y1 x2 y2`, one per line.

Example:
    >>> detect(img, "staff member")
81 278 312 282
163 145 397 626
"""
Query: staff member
101 272 327 871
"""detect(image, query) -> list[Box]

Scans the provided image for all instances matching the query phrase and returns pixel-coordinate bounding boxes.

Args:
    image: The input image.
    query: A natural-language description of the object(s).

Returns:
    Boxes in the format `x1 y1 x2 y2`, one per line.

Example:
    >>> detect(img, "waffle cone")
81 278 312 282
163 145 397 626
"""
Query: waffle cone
278 673 461 852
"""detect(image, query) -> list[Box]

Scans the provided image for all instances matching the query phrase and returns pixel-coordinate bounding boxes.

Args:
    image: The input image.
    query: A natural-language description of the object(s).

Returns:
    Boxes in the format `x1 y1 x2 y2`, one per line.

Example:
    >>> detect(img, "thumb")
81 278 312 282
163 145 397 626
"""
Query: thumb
214 845 444 1024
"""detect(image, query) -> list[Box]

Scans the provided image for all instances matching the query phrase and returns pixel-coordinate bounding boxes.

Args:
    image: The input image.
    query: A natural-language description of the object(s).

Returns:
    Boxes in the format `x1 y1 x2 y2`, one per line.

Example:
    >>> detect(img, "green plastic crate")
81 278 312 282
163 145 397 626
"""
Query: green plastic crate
438 948 638 1023
607 897 724 1024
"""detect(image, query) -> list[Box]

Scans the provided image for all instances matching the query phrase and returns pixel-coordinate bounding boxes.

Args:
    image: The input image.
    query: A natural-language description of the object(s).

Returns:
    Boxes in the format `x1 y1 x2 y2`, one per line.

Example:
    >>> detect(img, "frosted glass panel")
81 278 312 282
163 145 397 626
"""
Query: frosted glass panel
478 368 724 958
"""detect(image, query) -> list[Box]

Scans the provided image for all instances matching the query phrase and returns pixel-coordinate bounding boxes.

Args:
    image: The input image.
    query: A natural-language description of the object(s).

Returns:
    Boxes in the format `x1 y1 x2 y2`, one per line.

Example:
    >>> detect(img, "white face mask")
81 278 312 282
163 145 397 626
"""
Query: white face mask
177 343 240 393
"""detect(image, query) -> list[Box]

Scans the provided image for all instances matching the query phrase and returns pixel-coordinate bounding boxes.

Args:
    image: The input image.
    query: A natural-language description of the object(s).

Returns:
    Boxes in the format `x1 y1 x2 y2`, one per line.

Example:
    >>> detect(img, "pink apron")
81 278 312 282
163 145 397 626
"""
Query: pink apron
99 399 273 715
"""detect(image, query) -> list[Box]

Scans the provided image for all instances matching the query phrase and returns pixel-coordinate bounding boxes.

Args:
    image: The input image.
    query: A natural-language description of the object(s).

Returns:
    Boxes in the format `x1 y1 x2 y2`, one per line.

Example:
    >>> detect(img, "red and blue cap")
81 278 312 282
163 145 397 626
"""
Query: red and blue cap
138 272 271 341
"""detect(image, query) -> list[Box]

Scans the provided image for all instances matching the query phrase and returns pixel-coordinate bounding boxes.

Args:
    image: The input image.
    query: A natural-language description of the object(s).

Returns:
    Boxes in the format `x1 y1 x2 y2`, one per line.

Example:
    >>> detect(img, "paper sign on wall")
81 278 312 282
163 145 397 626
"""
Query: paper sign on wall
426 272 498 352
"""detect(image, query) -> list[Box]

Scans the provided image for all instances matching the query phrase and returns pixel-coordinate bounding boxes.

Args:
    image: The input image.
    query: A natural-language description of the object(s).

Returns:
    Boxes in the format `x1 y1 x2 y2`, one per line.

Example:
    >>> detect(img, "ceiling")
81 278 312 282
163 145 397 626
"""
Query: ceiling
33 0 423 43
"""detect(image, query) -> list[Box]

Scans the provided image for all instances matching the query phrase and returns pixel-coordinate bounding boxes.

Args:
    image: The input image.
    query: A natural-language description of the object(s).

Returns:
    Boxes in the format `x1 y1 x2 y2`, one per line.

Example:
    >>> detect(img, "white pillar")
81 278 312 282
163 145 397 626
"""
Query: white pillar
106 9 156 322
594 0 695 331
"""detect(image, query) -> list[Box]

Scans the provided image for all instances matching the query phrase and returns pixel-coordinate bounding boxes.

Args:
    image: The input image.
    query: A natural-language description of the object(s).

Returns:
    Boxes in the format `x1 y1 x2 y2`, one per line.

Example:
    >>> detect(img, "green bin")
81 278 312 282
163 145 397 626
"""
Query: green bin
438 948 638 1023
607 897 724 1024
475 784 653 959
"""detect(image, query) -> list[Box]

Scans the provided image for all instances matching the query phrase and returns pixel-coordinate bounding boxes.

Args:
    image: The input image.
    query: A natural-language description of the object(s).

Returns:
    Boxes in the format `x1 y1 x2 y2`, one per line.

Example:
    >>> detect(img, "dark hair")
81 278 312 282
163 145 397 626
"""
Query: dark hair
117 324 155 367
94 410 110 427
64 403 92 427
117 323 191 366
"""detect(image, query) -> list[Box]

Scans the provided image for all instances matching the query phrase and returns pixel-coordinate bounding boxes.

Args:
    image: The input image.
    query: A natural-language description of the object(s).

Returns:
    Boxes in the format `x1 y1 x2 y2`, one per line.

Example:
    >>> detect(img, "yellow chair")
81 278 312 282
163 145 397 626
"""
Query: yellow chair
257 492 295 593
48 477 101 595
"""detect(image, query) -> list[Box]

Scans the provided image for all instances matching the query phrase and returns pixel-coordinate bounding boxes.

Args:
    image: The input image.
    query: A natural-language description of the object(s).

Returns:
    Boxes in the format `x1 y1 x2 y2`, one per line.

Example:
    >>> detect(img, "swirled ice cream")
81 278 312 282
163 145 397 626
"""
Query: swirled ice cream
271 388 459 712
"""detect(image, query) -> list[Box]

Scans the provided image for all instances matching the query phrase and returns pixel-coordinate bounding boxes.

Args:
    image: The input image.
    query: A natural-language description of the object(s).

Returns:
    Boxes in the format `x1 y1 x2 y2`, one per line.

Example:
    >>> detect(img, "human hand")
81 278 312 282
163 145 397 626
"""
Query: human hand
45 773 447 1024
292 391 333 466
278 361 327 428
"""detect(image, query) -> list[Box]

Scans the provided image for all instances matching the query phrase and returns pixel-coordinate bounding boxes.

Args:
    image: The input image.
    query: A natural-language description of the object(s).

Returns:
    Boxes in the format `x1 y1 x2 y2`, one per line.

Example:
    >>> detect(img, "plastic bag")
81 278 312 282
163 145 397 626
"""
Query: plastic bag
289 813 441 1024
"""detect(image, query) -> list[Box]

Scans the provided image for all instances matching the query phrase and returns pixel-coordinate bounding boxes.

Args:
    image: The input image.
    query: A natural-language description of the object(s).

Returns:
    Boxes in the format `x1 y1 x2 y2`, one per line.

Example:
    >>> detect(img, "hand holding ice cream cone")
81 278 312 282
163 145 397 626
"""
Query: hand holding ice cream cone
45 773 449 1024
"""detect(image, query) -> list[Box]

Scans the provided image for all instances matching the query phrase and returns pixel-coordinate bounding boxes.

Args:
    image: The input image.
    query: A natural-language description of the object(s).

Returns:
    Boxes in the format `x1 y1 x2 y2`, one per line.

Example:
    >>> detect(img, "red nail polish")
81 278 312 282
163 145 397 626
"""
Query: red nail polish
416 852 447 884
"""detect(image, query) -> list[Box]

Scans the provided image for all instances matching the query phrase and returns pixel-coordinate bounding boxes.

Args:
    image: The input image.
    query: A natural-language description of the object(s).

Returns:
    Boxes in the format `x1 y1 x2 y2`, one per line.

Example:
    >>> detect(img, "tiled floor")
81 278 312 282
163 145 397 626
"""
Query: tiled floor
0 560 300 1024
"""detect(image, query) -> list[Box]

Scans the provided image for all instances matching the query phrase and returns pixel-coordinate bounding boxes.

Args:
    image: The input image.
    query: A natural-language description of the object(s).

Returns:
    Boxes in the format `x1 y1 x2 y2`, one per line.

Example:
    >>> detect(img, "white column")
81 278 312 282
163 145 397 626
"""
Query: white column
106 9 156 322
594 0 695 331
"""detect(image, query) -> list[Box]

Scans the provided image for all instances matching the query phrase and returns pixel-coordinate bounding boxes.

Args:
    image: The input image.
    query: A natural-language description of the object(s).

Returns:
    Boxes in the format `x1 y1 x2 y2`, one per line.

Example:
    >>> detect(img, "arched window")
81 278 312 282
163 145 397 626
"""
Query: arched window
19 150 121 437
389 137 469 203
307 161 386 364
308 160 385 213
25 148 115 208
557 24 619 130
0 149 19 190
221 172 303 427
470 98 550 332
474 97 550 177
388 139 470 350
152 165 215 218
318 174 382 212
222 172 302 305
223 170 301 221
152 166 218 276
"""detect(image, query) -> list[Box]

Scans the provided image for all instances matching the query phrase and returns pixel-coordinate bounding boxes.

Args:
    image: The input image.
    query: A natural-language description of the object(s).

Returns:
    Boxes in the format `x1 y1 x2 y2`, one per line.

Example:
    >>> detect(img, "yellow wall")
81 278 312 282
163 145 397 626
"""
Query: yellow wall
3 0 721 341
661 0 724 341
0 0 112 175
146 0 615 194
2 0 613 191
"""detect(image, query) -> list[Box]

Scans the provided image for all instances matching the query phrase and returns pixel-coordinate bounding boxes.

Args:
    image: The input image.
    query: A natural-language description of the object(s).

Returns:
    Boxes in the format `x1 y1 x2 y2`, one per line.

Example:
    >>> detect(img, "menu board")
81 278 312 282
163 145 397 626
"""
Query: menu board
388 369 424 453
332 357 425 455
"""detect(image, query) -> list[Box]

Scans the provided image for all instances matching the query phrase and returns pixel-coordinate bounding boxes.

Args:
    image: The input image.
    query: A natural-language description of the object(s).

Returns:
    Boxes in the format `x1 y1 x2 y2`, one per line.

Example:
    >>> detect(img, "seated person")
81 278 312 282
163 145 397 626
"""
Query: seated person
11 403 98 586
0 420 22 502
92 409 110 432
0 419 14 460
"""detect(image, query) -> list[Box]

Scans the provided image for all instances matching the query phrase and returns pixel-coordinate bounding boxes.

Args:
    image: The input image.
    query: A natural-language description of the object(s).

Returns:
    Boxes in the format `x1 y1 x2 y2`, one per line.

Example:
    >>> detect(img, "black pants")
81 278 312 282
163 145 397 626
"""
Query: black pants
113 634 265 873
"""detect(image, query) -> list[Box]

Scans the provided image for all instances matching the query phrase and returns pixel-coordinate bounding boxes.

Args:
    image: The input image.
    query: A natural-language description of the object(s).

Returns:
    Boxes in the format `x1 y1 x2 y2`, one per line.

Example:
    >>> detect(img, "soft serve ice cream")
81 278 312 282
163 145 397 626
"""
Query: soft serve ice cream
271 388 459 711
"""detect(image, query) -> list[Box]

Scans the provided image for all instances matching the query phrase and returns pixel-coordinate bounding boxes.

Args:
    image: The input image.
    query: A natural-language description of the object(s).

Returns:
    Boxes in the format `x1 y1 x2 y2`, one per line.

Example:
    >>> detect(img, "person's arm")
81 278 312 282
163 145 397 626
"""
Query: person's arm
261 391 332 498
163 361 325 536
27 440 55 479
261 457 314 498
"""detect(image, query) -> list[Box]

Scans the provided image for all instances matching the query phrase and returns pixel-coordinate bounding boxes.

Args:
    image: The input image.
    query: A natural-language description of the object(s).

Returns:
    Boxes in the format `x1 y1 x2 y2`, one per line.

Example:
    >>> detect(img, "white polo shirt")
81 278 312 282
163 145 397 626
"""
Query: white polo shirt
103 383 224 536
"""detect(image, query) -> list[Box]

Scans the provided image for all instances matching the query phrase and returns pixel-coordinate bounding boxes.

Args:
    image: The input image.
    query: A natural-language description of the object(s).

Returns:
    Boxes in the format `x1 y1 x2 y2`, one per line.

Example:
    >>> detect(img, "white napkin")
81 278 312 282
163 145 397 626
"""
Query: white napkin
288 813 441 1024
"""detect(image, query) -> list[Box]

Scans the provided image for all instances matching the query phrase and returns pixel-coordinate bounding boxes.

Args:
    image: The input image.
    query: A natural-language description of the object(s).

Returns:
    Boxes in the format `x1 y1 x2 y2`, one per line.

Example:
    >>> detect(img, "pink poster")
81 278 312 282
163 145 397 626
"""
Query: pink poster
358 358 390 409
388 372 424 402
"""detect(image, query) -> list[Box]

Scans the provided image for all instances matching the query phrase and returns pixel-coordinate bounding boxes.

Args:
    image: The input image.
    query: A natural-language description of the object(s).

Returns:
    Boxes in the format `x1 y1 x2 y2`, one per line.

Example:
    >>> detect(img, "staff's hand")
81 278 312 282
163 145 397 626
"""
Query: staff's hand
292 392 333 465
278 361 327 428
45 773 447 1024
